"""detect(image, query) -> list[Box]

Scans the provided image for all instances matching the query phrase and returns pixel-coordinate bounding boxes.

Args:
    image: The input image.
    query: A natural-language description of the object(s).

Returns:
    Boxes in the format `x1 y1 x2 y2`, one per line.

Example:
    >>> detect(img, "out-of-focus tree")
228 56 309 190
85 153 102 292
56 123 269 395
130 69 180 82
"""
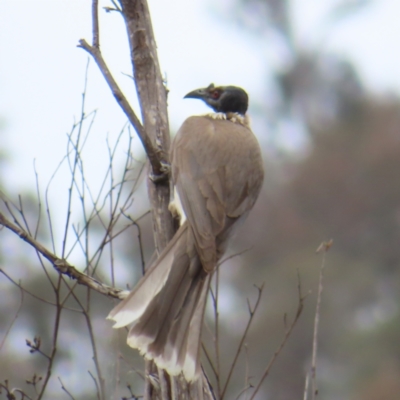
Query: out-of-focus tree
206 1 400 399
238 97 400 399
217 0 368 146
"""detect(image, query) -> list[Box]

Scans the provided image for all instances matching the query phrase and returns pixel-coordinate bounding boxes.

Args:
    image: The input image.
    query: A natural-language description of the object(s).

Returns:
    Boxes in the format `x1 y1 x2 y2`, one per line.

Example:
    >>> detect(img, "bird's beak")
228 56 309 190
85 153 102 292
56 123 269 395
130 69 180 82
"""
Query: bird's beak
184 84 215 100
183 88 208 100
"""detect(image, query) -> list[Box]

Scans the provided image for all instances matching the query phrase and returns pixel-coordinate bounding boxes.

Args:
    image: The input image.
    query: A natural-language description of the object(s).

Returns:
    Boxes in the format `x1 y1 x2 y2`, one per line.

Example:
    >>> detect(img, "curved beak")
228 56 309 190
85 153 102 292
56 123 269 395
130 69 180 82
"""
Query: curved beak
184 83 215 99
183 88 207 100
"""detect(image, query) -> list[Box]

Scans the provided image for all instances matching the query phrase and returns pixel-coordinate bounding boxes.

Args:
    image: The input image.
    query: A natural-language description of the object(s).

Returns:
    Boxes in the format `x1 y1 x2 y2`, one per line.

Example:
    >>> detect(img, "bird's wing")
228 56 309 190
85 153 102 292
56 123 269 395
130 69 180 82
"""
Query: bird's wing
171 116 264 273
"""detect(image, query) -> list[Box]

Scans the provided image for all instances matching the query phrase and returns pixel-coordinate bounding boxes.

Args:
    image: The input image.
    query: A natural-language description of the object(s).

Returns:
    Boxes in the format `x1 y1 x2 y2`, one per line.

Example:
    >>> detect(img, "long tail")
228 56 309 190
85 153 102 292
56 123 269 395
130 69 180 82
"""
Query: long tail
107 222 211 381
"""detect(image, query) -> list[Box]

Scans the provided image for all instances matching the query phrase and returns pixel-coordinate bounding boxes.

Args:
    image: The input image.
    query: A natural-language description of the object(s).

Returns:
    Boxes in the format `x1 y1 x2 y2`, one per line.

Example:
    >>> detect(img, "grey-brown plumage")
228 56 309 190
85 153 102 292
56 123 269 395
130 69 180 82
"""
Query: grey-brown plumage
107 84 264 381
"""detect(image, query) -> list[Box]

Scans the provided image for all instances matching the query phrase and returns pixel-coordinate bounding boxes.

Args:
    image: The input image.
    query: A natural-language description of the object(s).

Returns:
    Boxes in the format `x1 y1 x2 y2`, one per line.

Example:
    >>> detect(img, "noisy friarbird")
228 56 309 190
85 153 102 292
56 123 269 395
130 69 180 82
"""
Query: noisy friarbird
107 83 264 381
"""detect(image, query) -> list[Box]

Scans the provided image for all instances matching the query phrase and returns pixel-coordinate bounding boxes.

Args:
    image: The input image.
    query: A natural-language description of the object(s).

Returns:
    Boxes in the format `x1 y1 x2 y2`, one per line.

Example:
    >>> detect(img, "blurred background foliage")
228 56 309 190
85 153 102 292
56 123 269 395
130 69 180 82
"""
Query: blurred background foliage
1 0 400 399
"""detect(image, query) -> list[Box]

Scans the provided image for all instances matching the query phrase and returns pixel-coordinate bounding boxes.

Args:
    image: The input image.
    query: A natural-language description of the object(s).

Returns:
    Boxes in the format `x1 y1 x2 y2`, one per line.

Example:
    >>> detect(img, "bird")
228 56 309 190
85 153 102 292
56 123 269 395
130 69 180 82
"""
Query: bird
107 83 264 381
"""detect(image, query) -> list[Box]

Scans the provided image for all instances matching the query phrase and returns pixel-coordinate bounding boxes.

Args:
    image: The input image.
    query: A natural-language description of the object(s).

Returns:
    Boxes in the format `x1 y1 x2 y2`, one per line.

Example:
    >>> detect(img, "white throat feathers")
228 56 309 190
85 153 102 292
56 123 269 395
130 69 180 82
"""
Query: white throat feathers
206 112 250 128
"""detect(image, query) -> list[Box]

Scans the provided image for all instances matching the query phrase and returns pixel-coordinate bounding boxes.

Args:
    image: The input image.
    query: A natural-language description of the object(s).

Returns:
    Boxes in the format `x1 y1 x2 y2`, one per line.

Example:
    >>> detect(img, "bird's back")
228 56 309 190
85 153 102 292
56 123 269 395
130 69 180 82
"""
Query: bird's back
171 115 264 270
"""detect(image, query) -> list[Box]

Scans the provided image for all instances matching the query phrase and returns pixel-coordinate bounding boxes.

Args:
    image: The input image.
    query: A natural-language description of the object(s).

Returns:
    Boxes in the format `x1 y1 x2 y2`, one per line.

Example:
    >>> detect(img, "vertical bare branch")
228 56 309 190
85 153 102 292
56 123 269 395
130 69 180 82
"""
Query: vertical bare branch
118 0 174 252
248 272 306 400
303 373 310 400
84 291 106 400
92 0 99 48
37 275 63 400
311 240 333 399
62 60 90 259
221 284 264 400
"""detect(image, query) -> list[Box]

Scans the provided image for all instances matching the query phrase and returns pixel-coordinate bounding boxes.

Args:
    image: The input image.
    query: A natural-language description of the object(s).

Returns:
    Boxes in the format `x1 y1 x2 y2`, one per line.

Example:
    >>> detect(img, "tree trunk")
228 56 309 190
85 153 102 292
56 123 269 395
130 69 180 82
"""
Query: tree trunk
119 1 215 399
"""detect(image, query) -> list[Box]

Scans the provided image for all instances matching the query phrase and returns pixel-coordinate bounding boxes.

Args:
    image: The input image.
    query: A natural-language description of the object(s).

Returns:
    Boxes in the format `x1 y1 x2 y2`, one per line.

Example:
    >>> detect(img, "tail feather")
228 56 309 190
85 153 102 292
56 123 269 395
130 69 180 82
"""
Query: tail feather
107 224 187 328
108 222 210 381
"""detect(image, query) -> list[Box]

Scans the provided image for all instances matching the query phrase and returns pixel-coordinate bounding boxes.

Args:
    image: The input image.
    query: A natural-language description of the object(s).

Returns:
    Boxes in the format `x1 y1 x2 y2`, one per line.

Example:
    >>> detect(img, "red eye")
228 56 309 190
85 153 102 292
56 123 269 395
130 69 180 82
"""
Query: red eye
211 91 220 99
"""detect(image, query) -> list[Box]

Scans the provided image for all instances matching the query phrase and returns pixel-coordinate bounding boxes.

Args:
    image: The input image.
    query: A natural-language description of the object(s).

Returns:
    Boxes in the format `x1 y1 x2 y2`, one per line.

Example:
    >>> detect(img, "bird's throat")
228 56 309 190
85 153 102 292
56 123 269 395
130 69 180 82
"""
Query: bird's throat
206 112 250 128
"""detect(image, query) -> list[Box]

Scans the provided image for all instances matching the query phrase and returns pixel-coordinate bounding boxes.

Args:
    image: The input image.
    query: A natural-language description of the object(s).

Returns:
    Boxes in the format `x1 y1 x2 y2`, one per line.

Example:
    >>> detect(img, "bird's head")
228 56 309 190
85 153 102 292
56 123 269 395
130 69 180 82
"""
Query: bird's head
184 84 248 115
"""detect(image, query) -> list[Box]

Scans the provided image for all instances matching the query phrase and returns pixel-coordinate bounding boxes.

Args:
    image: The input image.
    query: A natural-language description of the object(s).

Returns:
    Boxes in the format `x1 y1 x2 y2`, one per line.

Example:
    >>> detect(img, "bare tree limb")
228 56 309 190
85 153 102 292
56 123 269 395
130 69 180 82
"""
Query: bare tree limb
92 0 99 49
0 211 126 299
118 0 174 252
77 39 164 177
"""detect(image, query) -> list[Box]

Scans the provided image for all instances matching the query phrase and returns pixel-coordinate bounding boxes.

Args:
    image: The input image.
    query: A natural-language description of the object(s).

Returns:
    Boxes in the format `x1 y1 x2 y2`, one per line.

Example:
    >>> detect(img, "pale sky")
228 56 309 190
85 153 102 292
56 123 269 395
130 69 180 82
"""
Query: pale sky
1 0 399 202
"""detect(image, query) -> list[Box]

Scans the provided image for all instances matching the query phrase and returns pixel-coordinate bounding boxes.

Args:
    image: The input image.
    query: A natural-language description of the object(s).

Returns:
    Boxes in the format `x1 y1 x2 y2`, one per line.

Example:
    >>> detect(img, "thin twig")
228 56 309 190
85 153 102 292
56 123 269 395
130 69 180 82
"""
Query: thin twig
217 246 253 268
0 269 81 311
37 275 63 400
248 272 307 400
311 239 332 399
303 373 310 400
0 282 24 351
221 284 264 399
61 59 90 261
17 195 32 236
88 370 101 400
244 344 251 400
0 211 126 299
77 40 163 177
235 384 253 400
201 343 218 379
118 353 145 381
33 160 42 240
122 211 147 275
0 381 33 400
84 291 106 400
58 377 76 400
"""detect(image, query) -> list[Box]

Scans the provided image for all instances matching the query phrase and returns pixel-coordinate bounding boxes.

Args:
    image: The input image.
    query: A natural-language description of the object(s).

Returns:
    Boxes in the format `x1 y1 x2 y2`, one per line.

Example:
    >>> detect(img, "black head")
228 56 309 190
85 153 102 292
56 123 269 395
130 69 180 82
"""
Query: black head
184 84 249 115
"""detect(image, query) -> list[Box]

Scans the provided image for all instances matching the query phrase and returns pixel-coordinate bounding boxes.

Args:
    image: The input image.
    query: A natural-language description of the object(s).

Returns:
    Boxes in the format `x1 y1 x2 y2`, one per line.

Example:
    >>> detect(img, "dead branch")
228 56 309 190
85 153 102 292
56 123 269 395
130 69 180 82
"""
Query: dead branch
58 377 76 400
77 40 163 177
0 211 126 299
248 272 306 400
36 275 62 400
311 240 332 399
221 284 264 399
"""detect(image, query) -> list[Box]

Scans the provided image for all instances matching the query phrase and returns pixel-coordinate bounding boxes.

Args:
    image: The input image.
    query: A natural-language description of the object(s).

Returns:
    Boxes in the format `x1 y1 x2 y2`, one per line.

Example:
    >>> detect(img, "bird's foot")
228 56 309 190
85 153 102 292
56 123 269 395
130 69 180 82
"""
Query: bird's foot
150 160 170 183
